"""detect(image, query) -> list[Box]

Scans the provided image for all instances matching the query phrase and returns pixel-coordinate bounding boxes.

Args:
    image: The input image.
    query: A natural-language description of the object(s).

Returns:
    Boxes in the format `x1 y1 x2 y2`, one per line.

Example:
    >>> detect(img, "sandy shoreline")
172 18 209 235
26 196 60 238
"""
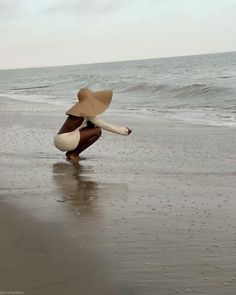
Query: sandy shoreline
0 99 236 294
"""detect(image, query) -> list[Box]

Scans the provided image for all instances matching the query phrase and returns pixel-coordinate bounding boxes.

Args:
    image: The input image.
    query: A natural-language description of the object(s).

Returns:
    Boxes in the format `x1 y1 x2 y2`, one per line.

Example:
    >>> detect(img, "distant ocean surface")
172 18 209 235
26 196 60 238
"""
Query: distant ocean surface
0 51 236 126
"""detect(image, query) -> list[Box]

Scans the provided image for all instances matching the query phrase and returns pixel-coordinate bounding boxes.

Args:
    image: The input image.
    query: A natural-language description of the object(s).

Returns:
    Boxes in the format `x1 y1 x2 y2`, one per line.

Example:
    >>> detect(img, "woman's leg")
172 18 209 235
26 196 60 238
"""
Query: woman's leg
66 127 102 161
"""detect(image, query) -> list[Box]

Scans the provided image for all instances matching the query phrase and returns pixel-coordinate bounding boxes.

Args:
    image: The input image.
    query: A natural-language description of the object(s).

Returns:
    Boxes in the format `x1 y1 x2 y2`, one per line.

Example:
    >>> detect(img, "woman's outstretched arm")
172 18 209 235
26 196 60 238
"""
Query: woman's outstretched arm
87 116 131 135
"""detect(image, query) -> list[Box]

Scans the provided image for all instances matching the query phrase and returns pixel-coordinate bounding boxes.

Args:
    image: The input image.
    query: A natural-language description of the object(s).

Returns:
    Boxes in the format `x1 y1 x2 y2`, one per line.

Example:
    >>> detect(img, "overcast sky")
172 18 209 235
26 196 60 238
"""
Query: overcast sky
0 0 236 69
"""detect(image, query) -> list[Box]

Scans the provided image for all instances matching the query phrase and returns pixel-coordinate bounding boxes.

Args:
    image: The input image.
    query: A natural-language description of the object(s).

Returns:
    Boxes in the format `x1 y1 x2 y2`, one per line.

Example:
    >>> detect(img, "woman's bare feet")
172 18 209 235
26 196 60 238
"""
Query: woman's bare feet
66 152 80 162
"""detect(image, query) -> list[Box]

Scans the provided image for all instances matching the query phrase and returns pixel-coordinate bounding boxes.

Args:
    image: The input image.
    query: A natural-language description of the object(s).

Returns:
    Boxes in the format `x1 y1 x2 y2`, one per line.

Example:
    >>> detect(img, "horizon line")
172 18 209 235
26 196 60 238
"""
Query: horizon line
1 50 235 71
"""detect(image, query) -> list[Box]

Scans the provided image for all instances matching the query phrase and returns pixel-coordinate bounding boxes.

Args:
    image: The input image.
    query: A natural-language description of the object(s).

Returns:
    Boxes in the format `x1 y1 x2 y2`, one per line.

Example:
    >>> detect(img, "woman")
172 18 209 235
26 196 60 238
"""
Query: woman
54 88 132 161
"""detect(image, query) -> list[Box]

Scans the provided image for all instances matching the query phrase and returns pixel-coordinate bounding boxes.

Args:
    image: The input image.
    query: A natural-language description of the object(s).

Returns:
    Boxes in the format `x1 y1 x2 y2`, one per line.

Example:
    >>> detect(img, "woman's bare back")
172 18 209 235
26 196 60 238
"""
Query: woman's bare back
58 115 84 134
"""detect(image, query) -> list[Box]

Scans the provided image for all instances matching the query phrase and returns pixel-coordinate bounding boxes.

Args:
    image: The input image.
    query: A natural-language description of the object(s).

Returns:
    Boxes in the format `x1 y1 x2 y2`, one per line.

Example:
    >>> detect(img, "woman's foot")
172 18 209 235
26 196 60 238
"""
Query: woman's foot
66 152 80 162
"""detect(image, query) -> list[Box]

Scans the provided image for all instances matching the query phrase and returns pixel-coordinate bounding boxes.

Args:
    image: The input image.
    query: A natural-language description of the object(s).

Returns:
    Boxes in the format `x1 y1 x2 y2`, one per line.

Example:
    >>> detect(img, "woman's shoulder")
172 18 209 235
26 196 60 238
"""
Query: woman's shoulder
68 114 84 120
66 115 86 126
58 115 85 134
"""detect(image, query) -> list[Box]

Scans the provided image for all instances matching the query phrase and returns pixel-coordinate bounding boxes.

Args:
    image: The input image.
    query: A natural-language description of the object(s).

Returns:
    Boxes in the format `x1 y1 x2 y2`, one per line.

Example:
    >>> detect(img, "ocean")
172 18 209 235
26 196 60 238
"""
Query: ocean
0 51 236 126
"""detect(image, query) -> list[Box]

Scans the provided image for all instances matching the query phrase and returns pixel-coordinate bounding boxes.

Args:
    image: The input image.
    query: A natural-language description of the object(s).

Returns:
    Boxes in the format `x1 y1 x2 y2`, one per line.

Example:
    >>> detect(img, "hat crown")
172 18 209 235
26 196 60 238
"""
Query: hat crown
77 88 91 101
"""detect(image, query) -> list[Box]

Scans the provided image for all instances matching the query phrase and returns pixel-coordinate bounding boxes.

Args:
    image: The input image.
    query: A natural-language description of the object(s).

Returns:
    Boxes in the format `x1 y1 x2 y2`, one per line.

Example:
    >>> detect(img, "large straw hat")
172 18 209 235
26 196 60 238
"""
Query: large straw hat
66 88 113 117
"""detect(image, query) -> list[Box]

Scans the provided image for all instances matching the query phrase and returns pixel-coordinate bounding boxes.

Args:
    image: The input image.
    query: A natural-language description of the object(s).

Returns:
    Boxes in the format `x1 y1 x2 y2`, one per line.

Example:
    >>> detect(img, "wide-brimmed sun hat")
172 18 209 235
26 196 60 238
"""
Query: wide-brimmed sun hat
65 88 113 117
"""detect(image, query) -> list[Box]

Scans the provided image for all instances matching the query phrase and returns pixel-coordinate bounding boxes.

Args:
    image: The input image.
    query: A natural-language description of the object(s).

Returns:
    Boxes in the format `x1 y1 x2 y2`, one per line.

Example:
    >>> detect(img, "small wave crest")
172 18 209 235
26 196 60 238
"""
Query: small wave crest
11 85 51 91
119 82 167 93
117 81 233 98
173 84 232 97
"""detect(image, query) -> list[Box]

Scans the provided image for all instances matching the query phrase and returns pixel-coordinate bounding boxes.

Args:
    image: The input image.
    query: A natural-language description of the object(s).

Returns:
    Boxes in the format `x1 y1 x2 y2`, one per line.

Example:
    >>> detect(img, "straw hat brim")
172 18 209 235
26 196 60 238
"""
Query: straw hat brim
66 88 113 117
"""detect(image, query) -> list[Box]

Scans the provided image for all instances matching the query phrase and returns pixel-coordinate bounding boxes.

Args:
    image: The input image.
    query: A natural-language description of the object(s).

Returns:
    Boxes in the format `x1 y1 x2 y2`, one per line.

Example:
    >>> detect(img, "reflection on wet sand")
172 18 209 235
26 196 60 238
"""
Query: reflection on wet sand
52 161 100 217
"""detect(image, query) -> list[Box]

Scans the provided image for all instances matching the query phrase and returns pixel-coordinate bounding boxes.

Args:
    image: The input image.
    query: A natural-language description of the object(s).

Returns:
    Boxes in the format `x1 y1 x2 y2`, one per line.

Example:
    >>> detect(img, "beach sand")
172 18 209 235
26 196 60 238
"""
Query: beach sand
0 98 236 294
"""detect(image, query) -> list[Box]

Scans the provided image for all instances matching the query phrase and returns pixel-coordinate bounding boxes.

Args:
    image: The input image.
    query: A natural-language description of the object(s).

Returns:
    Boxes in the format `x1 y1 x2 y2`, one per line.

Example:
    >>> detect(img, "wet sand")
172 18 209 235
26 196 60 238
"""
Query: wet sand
0 98 236 294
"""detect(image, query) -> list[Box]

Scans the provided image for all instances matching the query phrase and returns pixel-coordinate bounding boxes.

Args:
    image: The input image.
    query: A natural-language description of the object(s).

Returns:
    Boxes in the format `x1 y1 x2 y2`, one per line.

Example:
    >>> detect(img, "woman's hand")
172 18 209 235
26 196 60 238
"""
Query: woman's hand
126 127 132 135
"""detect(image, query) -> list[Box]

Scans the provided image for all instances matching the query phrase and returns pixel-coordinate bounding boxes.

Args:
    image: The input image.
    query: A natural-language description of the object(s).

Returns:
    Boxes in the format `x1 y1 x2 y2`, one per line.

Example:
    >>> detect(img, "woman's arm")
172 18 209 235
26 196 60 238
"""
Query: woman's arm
87 116 131 135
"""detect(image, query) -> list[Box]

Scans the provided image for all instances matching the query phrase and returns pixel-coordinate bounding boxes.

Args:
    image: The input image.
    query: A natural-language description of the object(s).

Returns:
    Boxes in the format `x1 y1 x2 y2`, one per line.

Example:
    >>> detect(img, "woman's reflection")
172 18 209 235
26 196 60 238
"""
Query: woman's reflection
52 161 100 217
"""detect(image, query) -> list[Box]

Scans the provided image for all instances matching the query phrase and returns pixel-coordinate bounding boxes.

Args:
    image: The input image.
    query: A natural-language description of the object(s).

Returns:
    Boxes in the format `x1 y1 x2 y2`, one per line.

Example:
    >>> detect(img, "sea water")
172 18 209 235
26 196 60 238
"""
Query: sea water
0 51 236 126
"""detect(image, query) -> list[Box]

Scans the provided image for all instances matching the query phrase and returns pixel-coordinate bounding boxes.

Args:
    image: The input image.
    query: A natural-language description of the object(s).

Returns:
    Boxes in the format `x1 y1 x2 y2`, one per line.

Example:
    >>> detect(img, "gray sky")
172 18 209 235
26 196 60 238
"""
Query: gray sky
0 0 236 69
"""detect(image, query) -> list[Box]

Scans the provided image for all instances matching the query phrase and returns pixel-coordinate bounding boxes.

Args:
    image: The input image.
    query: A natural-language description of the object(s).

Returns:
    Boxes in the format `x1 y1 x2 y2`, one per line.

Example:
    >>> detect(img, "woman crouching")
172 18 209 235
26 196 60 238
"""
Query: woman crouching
54 88 132 161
